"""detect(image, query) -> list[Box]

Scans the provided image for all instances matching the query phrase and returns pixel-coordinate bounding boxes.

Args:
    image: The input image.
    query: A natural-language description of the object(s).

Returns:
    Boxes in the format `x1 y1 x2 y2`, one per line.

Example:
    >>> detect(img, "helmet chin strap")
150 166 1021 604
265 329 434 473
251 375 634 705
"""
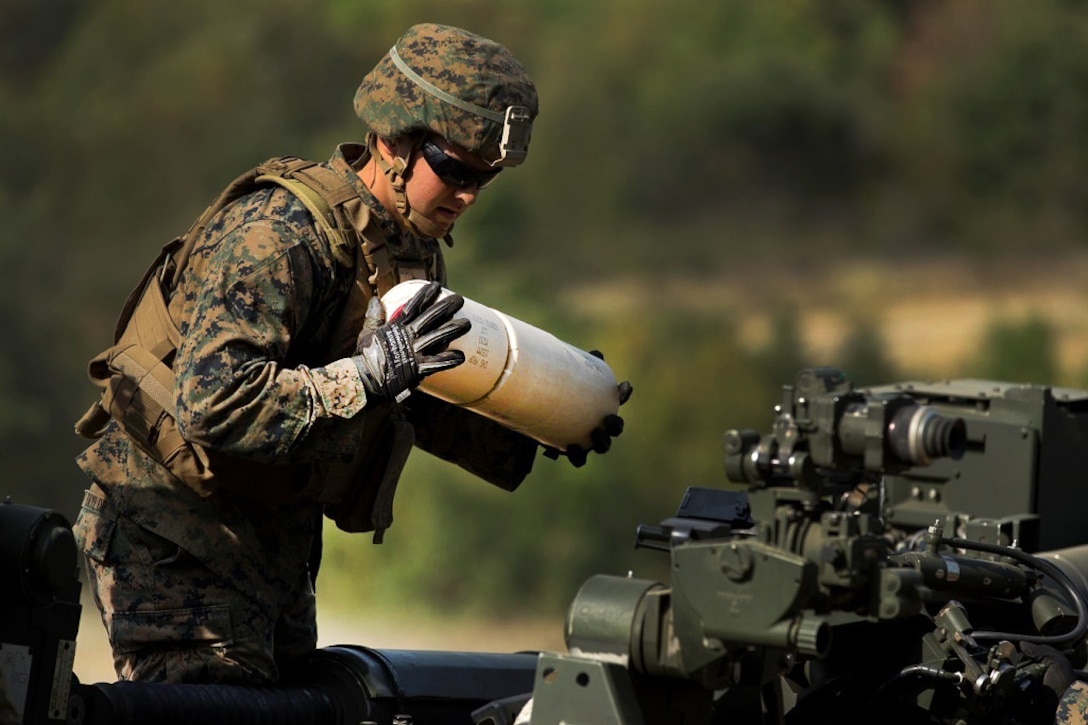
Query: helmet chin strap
368 133 448 241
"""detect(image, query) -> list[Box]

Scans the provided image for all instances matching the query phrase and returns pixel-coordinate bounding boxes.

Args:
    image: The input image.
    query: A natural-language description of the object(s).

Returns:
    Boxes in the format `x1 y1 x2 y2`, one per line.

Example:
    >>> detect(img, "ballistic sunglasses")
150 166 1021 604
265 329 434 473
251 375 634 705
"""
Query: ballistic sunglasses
420 139 503 190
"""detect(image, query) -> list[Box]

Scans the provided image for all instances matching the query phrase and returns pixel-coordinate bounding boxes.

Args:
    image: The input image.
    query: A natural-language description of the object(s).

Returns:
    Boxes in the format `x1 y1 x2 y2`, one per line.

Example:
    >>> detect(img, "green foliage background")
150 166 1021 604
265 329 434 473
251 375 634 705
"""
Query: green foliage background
3 0 1087 625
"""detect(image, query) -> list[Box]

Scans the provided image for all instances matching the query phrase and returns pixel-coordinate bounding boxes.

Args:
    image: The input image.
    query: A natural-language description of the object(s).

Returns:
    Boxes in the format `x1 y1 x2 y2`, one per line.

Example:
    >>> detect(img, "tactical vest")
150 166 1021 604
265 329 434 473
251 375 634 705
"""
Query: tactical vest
74 154 442 538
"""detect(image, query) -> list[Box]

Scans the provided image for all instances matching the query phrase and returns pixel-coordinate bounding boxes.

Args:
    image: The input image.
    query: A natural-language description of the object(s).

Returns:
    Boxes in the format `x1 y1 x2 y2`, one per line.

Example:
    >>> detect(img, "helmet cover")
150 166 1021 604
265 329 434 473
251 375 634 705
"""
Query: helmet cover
355 23 538 167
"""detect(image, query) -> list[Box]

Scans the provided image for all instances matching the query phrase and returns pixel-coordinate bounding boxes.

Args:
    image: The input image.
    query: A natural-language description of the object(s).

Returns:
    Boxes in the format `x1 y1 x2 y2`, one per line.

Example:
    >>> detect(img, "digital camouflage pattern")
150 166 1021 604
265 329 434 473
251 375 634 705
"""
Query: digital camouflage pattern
75 484 316 684
1058 680 1088 725
355 23 538 165
166 150 392 465
74 142 538 682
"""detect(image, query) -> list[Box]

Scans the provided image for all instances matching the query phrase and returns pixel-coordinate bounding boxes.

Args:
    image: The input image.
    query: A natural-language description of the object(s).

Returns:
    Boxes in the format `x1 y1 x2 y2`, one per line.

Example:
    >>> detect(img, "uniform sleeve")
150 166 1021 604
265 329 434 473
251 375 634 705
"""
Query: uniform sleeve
1057 680 1088 725
172 192 369 463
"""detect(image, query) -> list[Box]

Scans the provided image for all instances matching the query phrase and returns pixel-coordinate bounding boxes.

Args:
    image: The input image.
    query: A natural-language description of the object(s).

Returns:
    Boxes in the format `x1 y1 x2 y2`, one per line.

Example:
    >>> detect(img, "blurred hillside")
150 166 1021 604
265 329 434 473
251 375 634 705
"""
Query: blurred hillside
4 0 1088 634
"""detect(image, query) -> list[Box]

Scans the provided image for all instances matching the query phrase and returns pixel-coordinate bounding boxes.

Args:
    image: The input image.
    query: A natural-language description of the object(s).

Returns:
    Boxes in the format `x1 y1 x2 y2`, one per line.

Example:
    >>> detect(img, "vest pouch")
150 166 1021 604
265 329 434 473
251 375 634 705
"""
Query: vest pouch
75 400 112 440
320 403 415 538
86 341 212 490
154 413 218 497
77 274 220 497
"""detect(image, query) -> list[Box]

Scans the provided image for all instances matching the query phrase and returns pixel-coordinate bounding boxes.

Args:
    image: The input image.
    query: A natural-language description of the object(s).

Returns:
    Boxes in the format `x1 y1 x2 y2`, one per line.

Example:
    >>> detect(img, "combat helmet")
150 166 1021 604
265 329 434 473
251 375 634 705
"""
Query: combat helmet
355 23 538 238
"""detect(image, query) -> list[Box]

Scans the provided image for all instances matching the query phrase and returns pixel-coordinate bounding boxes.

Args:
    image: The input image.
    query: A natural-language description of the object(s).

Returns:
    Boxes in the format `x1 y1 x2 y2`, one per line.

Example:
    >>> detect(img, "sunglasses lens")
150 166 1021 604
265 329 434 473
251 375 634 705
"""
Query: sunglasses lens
422 141 501 189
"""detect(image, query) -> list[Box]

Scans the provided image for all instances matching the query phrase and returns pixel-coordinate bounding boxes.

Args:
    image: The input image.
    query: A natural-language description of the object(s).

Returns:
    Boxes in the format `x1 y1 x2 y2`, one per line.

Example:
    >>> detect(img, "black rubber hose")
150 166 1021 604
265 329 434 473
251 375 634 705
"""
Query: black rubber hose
943 537 1088 647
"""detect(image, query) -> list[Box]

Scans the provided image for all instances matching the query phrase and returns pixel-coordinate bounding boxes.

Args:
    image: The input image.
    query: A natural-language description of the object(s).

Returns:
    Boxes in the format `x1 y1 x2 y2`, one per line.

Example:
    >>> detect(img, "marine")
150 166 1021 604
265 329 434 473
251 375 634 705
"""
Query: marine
72 22 628 685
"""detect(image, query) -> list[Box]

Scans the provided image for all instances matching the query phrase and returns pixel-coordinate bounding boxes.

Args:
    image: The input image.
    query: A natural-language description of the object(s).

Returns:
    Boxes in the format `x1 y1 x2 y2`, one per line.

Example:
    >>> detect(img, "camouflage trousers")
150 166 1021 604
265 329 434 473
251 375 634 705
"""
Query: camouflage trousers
74 485 317 684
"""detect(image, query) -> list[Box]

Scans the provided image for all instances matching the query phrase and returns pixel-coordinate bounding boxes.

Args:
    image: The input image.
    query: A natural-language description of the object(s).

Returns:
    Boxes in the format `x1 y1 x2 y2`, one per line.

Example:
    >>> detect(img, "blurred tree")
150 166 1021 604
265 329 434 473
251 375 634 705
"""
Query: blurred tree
752 305 811 389
890 0 1088 254
969 315 1058 385
837 317 900 386
0 0 85 87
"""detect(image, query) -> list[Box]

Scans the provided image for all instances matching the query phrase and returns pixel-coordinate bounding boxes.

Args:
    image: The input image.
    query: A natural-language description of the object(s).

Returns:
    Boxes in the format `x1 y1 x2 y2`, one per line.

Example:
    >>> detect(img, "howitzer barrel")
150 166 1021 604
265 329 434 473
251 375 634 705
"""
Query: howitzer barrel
72 647 540 725
74 681 337 725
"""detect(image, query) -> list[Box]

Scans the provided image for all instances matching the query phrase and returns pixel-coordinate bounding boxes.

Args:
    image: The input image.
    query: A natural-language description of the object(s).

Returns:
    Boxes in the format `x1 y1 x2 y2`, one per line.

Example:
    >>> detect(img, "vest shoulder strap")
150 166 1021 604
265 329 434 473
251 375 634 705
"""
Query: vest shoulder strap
255 164 360 269
161 157 360 292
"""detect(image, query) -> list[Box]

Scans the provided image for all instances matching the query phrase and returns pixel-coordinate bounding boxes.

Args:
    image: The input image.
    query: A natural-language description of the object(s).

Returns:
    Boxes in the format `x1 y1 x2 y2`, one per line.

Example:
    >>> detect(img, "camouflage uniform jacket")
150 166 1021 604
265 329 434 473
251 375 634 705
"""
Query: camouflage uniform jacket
1058 680 1088 725
76 142 537 588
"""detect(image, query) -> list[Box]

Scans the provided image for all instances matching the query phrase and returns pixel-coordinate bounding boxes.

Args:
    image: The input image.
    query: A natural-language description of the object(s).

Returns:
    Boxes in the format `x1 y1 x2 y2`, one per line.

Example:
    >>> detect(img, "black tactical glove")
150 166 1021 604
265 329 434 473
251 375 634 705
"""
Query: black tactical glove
353 281 470 403
544 350 633 467
1021 641 1077 712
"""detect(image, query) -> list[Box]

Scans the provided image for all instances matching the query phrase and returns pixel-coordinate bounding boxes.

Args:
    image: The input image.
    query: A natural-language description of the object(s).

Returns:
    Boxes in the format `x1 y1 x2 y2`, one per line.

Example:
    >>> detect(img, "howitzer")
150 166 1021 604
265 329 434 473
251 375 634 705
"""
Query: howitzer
6 368 1088 725
514 368 1088 725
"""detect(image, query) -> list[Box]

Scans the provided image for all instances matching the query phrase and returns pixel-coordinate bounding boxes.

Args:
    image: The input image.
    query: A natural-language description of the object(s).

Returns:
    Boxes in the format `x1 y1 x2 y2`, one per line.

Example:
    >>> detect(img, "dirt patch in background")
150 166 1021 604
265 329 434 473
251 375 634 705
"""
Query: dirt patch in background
572 253 1088 379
